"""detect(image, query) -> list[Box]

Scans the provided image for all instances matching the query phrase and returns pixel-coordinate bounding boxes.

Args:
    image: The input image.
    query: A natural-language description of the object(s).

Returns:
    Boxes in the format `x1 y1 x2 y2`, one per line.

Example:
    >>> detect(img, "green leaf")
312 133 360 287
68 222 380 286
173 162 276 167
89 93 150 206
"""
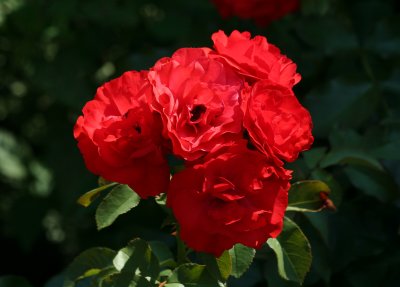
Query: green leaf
304 80 378 137
328 128 363 149
344 165 397 202
95 184 140 230
63 247 117 287
98 176 113 186
148 241 177 269
0 276 33 287
287 180 335 212
267 218 312 284
371 140 400 160
320 149 383 171
159 269 173 279
166 263 221 287
90 266 119 287
176 234 190 265
300 213 331 283
303 212 330 249
228 244 256 279
77 182 117 207
112 272 152 287
113 238 159 282
200 250 232 282
302 147 327 170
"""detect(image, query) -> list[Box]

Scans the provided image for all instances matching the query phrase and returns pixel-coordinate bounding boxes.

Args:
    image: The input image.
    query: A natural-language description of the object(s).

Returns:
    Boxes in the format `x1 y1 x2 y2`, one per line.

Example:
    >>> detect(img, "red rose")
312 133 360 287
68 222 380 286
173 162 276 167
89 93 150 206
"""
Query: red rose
212 0 299 26
212 30 301 88
148 47 244 161
243 80 314 163
167 144 291 256
73 71 170 198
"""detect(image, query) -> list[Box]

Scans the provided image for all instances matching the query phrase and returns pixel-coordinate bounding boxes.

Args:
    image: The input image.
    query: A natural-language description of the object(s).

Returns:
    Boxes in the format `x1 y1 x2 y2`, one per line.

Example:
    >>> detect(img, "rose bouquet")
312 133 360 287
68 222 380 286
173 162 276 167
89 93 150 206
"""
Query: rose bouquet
74 30 313 256
70 30 328 286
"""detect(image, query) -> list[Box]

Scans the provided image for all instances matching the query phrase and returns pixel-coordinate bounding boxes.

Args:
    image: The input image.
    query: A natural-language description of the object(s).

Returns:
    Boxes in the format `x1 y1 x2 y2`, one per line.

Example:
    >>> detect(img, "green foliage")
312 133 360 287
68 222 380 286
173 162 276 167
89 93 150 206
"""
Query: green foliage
267 218 312 284
1 0 400 286
287 180 333 212
95 185 141 230
304 79 378 137
148 241 177 269
113 239 160 286
63 240 162 287
63 247 117 287
166 264 222 287
200 251 232 282
77 182 117 208
228 244 256 279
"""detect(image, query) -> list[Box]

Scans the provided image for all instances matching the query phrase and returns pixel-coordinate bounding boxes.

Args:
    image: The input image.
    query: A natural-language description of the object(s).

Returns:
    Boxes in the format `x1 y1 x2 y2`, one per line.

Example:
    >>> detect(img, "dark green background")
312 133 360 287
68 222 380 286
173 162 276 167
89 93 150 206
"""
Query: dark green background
0 0 399 286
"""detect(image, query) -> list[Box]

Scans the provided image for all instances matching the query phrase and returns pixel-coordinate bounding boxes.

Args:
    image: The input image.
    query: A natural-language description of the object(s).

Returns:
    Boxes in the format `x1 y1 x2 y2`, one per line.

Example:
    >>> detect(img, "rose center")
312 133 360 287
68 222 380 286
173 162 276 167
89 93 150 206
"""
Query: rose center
134 124 141 134
190 105 206 122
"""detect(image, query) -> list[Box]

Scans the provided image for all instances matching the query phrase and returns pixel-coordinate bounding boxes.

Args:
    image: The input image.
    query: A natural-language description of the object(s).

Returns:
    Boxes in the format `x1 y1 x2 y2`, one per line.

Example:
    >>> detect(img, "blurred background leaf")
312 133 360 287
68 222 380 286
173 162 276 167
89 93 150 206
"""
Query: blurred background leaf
0 0 399 286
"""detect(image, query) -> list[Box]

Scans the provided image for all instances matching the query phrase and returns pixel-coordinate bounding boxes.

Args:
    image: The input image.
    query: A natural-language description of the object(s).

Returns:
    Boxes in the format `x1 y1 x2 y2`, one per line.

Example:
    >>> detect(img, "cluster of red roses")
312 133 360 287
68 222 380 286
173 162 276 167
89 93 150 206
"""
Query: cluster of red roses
74 30 313 256
212 0 299 26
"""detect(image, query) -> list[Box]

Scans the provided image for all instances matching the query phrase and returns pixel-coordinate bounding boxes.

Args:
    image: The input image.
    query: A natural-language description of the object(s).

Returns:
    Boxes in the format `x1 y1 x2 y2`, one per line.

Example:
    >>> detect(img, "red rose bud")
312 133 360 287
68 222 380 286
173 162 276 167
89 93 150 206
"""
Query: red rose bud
242 80 314 163
167 144 292 256
73 71 170 198
148 47 244 161
212 30 301 88
212 0 299 26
